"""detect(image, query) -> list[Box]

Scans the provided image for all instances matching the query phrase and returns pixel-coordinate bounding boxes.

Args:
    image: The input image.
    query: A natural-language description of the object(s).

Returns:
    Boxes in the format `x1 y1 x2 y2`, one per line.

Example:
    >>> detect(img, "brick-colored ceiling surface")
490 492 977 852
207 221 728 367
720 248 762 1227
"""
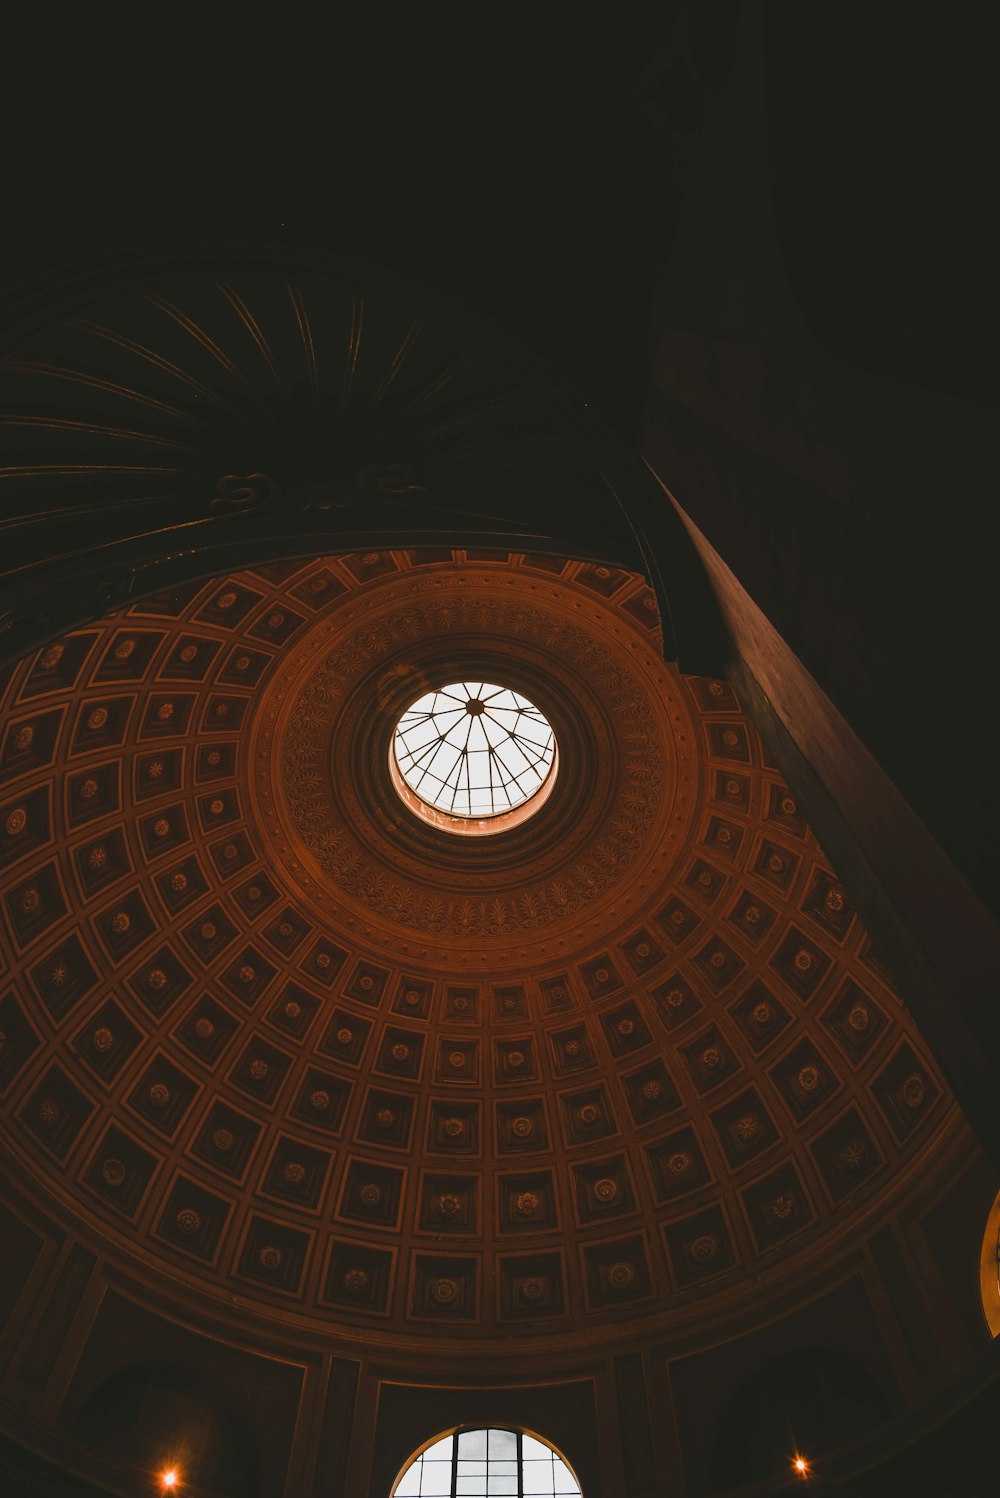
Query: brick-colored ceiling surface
0 551 954 1344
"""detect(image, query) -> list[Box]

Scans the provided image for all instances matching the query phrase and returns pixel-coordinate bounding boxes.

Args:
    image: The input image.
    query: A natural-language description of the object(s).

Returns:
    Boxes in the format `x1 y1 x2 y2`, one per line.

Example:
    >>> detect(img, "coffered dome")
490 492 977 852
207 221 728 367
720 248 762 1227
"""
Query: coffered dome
0 547 958 1359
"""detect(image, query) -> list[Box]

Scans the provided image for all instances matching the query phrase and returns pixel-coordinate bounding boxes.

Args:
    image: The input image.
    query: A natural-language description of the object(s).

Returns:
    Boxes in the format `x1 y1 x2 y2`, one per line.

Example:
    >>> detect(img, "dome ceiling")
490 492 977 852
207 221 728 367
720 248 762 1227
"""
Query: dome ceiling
0 549 955 1350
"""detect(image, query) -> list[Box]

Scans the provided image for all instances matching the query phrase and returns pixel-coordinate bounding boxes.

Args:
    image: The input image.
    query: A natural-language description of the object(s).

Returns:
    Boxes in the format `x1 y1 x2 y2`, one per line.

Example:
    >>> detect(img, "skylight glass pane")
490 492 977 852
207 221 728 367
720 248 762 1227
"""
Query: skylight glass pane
486 1476 517 1495
420 1461 452 1496
523 1461 555 1495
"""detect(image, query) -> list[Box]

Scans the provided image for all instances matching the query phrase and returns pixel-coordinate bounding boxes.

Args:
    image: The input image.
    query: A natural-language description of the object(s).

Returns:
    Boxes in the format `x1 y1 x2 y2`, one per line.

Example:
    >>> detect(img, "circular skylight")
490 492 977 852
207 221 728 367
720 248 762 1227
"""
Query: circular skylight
392 681 557 827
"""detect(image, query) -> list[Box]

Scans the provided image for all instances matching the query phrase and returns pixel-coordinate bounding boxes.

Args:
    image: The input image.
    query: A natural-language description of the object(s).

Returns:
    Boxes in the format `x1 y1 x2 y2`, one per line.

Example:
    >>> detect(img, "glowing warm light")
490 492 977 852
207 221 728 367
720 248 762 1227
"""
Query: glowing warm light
160 1471 178 1491
793 1454 810 1477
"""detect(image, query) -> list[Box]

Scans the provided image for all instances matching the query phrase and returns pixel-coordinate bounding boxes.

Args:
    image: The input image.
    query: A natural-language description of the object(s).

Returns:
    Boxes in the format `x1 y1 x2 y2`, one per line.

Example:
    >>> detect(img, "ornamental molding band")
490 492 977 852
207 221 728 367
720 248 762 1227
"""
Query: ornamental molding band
251 565 686 963
0 547 965 1358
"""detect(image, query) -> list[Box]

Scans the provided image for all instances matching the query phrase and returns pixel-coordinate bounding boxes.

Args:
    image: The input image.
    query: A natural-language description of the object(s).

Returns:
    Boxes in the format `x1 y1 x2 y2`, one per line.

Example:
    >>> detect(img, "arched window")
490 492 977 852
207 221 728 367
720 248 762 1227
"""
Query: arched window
392 1427 582 1496
980 1187 1000 1336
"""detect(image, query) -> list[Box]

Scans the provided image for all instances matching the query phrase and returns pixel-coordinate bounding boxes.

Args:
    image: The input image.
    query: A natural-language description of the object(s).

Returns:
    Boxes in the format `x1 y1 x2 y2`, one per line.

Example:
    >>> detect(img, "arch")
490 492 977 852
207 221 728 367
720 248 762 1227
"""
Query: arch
979 1187 1000 1336
391 1425 583 1496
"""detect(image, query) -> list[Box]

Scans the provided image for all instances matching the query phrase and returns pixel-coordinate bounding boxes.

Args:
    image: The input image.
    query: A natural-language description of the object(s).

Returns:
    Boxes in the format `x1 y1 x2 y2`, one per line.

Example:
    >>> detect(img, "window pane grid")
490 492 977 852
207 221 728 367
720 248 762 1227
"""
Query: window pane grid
394 683 556 819
393 1428 581 1497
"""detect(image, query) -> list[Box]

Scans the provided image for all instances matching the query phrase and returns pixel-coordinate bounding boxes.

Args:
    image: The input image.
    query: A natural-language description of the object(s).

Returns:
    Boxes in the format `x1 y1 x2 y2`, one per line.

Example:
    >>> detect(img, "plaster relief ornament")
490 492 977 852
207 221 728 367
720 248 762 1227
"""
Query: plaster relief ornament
839 1141 867 1171
903 1075 926 1108
101 1158 126 1187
